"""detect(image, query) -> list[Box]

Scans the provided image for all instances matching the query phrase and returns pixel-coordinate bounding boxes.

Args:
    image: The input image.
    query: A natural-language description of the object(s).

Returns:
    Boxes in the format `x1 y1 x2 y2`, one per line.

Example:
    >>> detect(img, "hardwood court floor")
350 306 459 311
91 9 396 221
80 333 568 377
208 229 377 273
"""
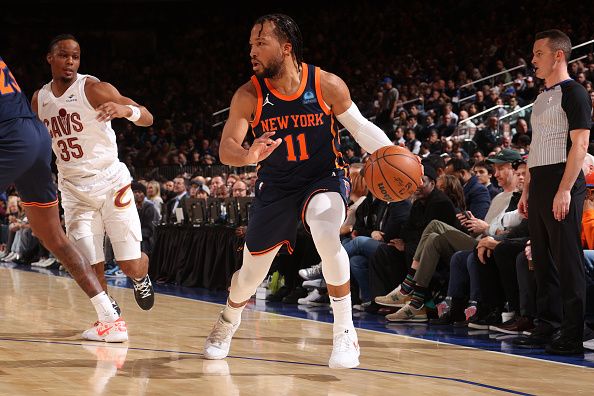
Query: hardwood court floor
0 266 593 395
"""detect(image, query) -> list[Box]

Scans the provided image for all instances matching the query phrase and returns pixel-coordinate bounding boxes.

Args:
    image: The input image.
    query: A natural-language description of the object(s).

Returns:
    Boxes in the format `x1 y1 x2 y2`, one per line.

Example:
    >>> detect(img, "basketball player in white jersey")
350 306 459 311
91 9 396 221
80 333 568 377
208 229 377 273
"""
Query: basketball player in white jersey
31 34 155 342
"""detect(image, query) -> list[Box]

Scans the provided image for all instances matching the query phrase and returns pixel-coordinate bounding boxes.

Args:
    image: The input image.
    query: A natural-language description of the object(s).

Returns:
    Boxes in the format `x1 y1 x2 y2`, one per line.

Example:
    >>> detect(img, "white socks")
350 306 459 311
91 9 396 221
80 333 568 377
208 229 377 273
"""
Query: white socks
222 302 244 325
91 291 120 322
330 293 355 337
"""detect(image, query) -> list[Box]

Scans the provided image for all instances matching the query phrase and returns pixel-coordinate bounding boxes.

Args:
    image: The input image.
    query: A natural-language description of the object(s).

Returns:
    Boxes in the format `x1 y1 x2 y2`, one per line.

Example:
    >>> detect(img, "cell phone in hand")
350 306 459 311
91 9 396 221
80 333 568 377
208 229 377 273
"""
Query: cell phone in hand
463 211 472 220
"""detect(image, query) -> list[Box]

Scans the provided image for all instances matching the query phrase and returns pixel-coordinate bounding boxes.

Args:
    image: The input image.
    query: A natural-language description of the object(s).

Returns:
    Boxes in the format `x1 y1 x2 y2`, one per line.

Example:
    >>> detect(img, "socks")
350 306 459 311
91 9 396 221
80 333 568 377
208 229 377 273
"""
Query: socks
91 291 120 322
409 285 427 309
400 268 417 295
330 293 355 337
222 301 244 325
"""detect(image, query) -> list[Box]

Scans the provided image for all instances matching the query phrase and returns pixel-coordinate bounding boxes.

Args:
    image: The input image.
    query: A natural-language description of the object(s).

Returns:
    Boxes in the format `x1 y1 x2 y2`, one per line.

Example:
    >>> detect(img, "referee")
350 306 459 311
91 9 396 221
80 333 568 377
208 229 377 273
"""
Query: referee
516 30 592 355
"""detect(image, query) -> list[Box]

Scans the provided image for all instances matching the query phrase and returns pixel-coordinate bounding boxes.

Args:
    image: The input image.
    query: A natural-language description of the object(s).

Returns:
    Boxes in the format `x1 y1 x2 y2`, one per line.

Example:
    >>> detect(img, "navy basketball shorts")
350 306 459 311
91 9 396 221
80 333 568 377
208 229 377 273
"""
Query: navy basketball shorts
245 170 350 256
0 117 58 207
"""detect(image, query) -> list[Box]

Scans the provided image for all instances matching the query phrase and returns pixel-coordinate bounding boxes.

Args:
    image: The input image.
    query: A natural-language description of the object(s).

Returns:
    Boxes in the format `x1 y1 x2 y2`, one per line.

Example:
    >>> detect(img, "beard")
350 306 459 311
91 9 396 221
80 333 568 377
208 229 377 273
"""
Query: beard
255 55 283 79
59 75 75 84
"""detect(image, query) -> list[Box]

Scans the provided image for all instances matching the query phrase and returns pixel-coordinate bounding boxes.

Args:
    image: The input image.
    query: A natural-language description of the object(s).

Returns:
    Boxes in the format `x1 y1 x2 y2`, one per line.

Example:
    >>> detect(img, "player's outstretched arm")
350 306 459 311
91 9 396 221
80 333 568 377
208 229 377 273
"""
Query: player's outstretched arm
220 82 282 166
85 80 153 127
320 70 392 154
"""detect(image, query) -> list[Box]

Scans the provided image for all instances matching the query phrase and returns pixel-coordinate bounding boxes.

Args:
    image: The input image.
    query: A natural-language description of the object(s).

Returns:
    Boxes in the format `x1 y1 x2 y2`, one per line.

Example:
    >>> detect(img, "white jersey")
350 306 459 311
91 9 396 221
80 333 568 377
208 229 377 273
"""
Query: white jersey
37 73 120 181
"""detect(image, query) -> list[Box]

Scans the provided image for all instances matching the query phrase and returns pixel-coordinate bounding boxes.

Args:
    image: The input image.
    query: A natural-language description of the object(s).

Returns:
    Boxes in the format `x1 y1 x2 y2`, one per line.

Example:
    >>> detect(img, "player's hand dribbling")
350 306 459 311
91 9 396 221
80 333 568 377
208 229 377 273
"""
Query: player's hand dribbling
246 131 282 163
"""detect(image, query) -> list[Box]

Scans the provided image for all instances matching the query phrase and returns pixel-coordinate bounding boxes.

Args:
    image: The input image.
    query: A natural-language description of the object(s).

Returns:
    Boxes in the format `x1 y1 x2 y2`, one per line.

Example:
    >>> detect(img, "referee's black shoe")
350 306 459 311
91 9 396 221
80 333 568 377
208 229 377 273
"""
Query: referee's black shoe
512 325 555 348
546 336 584 355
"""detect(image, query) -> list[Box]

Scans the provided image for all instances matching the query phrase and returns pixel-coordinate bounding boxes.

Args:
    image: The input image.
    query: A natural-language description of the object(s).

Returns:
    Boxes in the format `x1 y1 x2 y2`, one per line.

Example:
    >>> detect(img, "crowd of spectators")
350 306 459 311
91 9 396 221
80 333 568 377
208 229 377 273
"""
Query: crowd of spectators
2 2 594 350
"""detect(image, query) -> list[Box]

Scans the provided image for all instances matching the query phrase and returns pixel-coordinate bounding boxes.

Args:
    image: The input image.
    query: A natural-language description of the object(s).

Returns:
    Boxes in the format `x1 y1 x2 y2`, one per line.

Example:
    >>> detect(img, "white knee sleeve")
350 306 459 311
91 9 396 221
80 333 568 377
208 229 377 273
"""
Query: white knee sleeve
228 244 280 303
305 192 350 286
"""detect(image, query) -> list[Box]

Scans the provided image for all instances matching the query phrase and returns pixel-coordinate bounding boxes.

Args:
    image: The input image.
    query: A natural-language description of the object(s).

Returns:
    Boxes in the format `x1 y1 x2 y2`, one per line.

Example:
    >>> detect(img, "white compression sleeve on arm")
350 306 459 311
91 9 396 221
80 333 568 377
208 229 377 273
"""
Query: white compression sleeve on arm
335 102 392 154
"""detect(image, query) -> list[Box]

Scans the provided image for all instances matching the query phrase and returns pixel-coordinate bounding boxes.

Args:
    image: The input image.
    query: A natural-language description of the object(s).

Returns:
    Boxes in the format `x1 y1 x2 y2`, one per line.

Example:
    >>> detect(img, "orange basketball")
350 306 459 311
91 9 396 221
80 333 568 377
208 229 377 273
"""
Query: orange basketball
363 145 423 202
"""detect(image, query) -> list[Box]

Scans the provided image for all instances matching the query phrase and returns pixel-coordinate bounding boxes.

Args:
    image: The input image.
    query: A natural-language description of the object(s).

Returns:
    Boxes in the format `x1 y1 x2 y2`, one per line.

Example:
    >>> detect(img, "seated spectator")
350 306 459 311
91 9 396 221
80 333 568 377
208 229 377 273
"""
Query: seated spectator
405 129 421 155
436 174 466 214
132 181 160 256
164 176 189 223
210 175 228 198
195 184 210 200
445 158 491 220
474 116 500 154
231 180 248 197
147 180 163 219
344 145 361 164
472 161 502 200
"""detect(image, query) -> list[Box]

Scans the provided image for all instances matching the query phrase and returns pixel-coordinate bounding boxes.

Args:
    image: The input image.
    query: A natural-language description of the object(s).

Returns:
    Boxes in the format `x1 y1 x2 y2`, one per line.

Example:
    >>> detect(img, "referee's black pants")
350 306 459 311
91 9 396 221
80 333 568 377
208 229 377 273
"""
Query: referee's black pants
528 164 586 341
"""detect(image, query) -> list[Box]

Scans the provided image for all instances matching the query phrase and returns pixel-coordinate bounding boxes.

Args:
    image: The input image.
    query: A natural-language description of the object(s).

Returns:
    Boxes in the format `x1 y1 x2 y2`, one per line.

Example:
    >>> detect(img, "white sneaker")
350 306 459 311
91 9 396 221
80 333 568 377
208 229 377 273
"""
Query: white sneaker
302 278 327 290
2 252 17 262
82 318 128 343
584 339 594 351
329 329 360 369
298 289 321 305
38 257 57 268
31 257 48 267
298 289 331 306
204 314 240 360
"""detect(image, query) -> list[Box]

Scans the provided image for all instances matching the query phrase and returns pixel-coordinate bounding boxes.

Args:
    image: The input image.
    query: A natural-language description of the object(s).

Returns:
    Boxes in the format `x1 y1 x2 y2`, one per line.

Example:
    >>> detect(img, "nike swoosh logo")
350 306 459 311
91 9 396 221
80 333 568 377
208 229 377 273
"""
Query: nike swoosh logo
42 102 49 107
97 326 114 336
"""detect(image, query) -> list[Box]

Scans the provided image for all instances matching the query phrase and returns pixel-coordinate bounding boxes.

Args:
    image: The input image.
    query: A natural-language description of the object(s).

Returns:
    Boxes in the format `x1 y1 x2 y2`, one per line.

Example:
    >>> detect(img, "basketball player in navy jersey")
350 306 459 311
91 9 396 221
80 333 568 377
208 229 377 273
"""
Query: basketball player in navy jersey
203 14 394 369
0 55 125 337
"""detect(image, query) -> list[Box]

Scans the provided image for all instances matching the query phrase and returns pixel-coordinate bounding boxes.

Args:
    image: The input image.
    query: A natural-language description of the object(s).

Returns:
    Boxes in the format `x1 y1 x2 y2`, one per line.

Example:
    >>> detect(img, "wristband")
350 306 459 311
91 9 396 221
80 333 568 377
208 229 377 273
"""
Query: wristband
125 105 141 122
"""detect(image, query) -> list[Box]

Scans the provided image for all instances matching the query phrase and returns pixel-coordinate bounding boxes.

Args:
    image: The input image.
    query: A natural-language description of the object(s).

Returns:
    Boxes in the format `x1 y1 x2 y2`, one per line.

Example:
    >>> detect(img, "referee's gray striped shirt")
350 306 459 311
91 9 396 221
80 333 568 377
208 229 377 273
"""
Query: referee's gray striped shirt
528 79 592 169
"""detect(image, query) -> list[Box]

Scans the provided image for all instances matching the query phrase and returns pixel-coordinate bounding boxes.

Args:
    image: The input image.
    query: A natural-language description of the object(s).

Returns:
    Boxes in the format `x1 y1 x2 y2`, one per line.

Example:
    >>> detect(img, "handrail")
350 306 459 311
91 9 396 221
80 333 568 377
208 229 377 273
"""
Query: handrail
401 97 423 106
458 104 503 124
568 54 589 64
212 107 230 116
457 93 476 104
459 65 526 89
497 103 534 122
571 39 594 50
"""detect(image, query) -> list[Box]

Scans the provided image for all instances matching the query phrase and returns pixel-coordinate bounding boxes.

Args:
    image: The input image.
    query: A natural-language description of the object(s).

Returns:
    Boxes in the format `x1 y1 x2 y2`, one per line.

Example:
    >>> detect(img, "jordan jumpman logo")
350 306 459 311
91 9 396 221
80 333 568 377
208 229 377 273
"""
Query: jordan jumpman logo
263 93 274 107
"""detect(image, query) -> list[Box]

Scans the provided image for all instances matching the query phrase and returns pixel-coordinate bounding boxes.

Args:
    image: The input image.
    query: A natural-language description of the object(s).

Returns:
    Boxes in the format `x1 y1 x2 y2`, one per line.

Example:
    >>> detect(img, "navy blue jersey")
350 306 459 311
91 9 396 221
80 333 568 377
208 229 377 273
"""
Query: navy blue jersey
0 57 35 123
250 63 347 187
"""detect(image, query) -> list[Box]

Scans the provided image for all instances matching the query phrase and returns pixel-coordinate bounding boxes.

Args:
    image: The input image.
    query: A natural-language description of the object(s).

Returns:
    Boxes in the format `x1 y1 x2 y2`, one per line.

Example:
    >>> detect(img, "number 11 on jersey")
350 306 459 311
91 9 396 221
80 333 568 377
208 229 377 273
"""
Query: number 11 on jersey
284 133 309 162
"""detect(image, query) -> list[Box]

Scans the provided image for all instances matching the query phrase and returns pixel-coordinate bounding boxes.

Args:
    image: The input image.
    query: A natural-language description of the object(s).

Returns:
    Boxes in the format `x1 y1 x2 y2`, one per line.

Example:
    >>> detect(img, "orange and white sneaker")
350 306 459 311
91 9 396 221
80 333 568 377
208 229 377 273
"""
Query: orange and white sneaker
82 318 128 343
329 328 360 369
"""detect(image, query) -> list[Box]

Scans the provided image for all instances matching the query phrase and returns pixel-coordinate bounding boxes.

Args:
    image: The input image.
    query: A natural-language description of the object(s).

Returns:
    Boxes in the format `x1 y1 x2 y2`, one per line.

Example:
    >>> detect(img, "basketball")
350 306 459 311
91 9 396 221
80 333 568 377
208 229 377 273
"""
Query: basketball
363 145 423 202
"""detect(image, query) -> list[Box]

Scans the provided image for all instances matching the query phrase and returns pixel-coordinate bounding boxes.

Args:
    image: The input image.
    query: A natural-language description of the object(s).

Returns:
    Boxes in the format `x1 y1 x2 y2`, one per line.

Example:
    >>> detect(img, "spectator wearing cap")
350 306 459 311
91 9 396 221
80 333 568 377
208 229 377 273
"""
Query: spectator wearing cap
367 164 459 312
195 183 210 200
132 181 160 255
445 158 491 220
377 76 399 133
377 149 521 322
